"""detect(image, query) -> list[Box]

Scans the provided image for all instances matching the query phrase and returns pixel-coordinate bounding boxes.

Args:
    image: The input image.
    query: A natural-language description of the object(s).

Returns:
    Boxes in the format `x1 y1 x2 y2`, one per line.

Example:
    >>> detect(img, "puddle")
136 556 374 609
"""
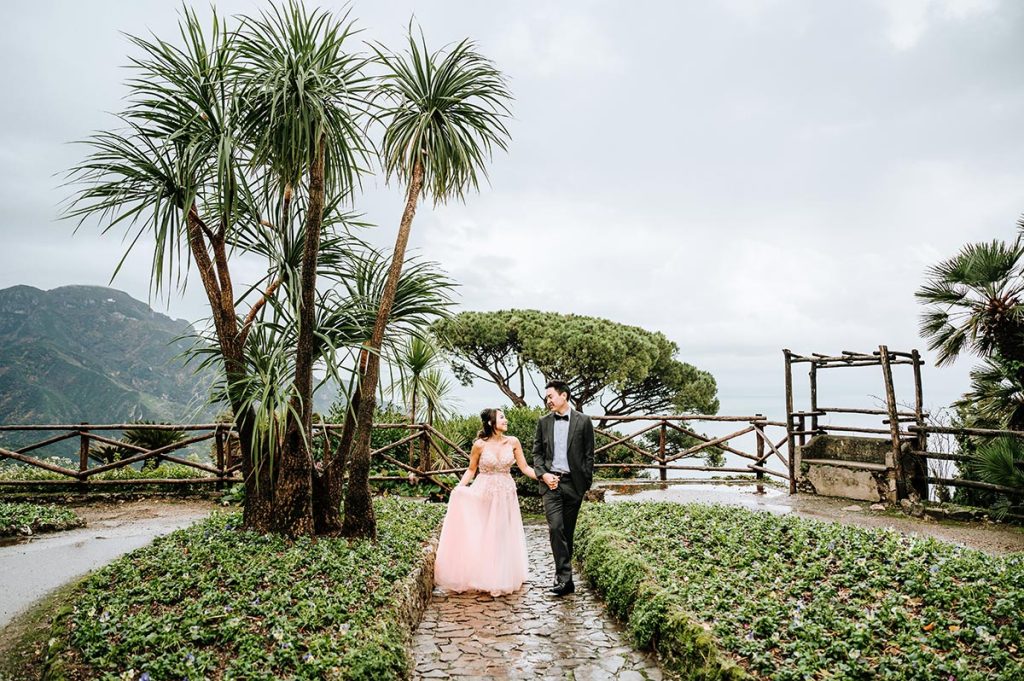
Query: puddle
0 505 212 629
599 480 795 515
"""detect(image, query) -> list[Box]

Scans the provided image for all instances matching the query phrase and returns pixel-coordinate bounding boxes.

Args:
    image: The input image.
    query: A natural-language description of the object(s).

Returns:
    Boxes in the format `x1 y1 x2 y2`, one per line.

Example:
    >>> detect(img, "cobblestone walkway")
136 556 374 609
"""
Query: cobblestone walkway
412 523 663 680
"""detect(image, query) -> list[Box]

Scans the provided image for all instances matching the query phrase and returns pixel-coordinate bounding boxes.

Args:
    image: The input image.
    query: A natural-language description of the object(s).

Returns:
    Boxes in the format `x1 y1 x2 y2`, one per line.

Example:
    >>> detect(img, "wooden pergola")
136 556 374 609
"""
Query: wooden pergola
782 346 926 499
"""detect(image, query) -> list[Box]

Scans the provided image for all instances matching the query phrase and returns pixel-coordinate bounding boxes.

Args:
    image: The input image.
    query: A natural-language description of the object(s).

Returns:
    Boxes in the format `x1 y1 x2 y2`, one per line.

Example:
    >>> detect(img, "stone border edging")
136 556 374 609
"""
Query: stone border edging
395 529 441 677
576 525 750 680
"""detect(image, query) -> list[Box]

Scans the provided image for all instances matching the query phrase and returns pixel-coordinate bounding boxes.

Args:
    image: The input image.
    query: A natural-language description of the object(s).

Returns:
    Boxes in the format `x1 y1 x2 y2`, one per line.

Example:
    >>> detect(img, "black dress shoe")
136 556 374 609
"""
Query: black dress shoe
548 580 575 596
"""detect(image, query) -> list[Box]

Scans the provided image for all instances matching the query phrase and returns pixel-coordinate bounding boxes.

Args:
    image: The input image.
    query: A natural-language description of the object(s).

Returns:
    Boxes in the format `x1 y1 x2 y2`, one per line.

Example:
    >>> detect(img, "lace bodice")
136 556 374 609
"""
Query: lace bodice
477 439 516 474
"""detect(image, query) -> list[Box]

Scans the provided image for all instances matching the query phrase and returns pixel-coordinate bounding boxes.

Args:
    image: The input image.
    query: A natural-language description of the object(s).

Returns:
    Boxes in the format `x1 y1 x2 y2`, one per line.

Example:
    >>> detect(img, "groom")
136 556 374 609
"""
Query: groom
532 380 595 596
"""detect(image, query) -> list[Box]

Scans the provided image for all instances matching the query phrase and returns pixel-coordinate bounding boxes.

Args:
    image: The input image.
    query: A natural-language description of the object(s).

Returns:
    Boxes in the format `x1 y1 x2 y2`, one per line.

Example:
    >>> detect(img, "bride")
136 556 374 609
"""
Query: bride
434 408 538 596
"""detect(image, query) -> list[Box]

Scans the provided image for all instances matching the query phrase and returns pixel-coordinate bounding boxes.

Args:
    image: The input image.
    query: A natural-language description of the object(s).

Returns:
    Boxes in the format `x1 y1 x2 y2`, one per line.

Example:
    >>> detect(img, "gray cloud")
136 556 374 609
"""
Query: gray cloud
3 0 1024 420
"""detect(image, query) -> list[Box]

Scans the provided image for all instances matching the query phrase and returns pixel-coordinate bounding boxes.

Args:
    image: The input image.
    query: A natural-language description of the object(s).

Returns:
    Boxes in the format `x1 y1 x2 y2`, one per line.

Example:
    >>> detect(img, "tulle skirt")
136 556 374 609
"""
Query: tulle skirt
433 472 529 596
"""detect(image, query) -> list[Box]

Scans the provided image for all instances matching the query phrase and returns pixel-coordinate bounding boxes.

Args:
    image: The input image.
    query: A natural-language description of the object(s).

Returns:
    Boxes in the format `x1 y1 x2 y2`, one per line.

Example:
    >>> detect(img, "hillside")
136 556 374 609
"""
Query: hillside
0 285 217 442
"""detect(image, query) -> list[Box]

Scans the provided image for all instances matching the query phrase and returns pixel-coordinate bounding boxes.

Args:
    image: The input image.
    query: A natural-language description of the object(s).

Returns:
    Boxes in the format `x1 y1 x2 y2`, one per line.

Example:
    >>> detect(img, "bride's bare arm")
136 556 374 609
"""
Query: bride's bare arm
511 437 538 480
459 440 483 486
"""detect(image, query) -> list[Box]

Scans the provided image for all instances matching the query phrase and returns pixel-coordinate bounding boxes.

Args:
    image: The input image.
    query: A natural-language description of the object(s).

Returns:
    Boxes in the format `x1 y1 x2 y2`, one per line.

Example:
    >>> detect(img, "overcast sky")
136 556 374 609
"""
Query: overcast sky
3 0 1024 426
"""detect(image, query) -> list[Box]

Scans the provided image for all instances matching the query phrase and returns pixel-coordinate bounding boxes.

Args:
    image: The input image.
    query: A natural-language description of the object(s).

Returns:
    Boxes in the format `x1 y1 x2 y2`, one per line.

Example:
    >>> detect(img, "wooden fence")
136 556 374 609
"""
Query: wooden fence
593 414 791 489
784 346 1024 502
908 424 1024 499
0 415 793 491
0 423 238 488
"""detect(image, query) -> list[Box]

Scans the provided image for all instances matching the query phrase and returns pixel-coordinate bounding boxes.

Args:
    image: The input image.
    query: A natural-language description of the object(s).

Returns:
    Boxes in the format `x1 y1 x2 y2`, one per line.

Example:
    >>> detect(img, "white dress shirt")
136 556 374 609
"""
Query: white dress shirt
552 410 571 474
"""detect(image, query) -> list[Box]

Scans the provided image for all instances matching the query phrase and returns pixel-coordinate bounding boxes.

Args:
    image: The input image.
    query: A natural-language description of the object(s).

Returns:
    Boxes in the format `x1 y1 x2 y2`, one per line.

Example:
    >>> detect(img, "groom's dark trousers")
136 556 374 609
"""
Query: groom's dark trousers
543 478 584 583
533 410 595 585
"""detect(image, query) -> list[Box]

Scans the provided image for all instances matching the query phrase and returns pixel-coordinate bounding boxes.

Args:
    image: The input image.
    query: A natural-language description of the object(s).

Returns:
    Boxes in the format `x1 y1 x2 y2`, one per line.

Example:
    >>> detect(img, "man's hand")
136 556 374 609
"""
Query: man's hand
541 472 560 490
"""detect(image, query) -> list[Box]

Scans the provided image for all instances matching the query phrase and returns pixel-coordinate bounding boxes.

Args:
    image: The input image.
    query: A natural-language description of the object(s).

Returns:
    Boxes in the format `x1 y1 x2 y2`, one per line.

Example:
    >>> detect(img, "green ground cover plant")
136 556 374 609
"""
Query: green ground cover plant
576 502 1024 680
0 501 83 536
41 497 444 680
0 458 212 482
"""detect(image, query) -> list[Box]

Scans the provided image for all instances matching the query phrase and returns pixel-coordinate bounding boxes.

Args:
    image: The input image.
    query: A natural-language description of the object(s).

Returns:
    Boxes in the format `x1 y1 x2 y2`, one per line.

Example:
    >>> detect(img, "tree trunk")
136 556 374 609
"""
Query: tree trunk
342 158 425 539
420 402 432 473
182 206 275 531
313 377 362 534
497 381 529 408
275 135 327 537
409 387 418 467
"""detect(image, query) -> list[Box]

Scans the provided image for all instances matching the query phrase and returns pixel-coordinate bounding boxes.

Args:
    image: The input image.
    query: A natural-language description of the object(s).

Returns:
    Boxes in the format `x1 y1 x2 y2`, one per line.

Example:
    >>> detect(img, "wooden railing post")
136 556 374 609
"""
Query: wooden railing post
659 421 667 482
809 364 819 435
911 349 928 500
784 349 797 494
215 426 225 490
419 425 430 480
78 422 90 480
754 415 765 494
879 344 915 503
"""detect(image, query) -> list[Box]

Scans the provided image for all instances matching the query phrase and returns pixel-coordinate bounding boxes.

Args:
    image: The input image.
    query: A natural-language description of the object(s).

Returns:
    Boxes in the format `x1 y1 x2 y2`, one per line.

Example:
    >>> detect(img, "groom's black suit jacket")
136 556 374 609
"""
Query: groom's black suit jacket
532 410 595 496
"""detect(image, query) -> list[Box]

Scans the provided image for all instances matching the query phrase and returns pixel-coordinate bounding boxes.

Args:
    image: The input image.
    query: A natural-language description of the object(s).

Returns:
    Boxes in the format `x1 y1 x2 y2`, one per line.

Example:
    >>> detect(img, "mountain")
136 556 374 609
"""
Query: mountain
0 285 218 440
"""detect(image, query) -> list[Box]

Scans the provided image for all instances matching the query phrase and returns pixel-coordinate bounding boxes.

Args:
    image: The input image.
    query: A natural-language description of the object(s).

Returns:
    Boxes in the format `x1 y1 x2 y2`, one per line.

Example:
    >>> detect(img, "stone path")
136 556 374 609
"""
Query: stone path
412 523 663 680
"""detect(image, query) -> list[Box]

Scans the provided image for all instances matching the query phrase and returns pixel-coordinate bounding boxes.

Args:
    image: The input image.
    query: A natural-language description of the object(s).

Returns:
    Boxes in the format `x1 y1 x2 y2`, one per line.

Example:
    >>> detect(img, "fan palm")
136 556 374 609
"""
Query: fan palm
123 423 188 472
88 443 129 466
956 355 1024 429
965 437 1024 517
342 27 512 538
916 237 1024 367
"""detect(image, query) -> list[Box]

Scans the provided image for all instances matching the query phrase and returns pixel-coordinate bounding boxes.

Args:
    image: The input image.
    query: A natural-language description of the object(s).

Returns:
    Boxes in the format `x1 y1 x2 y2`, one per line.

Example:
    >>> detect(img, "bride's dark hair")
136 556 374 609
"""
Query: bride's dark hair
476 408 498 440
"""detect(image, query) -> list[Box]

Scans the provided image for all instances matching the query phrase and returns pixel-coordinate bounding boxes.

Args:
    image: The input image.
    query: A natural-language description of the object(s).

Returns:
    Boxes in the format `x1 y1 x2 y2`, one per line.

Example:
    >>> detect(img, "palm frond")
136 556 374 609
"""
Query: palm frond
373 26 512 203
918 235 1024 366
971 437 1024 492
64 5 247 295
235 0 373 199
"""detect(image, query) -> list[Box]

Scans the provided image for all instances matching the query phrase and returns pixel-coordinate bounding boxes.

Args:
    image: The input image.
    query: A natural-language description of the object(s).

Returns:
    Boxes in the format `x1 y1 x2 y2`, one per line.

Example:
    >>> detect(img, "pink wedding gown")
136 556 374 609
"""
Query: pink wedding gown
433 439 529 596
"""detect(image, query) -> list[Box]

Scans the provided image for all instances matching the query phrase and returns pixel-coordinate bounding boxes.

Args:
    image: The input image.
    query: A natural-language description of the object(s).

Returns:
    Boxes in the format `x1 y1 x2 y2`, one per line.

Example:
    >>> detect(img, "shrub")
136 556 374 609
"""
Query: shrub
0 502 84 537
576 502 1024 680
0 458 213 487
42 497 444 680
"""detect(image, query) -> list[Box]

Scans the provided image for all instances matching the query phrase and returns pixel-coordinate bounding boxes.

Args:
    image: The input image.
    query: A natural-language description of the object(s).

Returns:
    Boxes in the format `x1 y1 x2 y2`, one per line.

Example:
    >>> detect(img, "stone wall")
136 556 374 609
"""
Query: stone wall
797 434 896 503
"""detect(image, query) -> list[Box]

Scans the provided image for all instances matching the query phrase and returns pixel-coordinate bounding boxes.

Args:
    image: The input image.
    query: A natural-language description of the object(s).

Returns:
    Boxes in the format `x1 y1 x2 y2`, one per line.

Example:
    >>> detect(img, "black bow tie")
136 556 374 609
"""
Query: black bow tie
554 414 569 421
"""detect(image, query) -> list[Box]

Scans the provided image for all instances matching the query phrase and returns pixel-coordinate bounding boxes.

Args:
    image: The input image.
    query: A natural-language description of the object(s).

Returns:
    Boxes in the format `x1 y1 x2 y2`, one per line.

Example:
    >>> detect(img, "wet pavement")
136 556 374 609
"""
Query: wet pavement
412 522 663 680
601 479 794 514
0 500 215 628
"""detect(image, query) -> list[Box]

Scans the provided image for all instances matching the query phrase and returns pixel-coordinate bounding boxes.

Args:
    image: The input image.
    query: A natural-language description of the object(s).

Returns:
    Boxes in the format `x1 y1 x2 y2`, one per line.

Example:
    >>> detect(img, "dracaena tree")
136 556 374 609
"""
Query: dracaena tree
388 336 458 469
65 4 454 536
341 28 512 538
232 1 373 535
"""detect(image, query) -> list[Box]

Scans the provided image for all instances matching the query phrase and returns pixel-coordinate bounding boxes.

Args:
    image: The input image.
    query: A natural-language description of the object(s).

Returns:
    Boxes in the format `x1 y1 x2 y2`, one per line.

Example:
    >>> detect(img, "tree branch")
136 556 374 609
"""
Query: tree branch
238 276 283 347
193 212 238 337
